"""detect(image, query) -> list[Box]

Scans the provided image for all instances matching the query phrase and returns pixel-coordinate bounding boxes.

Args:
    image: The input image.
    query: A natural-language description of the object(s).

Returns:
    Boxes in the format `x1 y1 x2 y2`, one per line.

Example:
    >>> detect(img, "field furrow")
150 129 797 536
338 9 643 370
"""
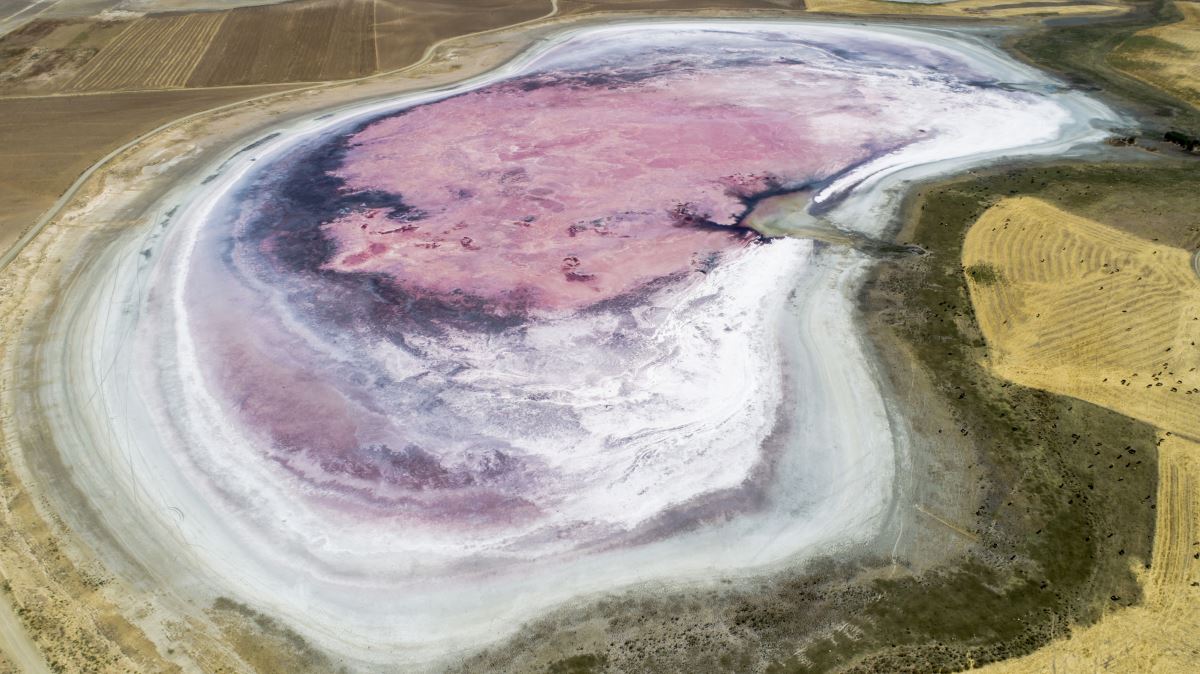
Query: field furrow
965 197 1200 438
68 14 226 92
186 0 376 87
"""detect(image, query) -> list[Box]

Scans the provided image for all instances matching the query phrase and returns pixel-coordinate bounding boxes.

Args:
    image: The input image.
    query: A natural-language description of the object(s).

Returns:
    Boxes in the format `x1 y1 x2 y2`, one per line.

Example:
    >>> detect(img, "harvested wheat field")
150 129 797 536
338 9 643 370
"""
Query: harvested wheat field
966 197 1200 671
69 13 226 91
964 196 1200 438
1111 0 1200 106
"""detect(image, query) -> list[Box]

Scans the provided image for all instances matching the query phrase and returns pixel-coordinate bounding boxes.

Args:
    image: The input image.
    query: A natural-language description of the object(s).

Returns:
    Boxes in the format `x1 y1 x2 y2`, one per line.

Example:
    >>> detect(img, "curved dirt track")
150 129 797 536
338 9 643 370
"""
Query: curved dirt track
0 596 51 674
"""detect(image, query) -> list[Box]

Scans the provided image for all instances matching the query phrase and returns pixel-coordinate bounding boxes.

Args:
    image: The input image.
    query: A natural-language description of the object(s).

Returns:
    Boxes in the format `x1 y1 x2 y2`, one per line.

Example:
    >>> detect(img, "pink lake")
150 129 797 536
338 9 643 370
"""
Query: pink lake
320 61 914 315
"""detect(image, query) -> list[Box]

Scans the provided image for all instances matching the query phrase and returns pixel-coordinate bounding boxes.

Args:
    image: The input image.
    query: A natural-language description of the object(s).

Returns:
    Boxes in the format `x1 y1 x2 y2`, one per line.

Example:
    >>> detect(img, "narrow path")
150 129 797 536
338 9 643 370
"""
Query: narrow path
915 503 980 542
0 590 52 674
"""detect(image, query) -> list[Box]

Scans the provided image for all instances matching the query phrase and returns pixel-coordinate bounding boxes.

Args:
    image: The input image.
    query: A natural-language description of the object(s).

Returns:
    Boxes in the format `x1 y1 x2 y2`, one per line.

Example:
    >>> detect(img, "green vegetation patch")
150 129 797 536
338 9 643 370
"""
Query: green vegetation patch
209 598 342 674
965 262 1001 285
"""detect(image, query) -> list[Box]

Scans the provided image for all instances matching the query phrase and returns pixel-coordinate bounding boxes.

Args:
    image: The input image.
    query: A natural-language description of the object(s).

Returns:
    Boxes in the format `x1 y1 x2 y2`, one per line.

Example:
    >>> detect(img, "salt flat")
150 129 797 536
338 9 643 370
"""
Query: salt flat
7 18 1122 671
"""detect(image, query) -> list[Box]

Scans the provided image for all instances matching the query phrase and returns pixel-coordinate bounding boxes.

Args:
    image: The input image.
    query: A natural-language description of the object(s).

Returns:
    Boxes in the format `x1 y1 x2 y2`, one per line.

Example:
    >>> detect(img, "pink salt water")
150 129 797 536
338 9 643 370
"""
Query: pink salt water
323 63 905 314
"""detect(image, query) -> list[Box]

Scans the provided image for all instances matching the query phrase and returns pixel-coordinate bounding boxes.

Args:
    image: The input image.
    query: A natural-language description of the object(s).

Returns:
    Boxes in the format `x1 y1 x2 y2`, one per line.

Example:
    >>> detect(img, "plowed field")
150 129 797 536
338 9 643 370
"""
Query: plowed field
70 14 226 91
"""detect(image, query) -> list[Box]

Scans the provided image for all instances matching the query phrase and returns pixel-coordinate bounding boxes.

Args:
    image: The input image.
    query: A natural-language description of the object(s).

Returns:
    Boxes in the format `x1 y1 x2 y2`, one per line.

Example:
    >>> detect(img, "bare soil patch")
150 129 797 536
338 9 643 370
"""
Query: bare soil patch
187 0 376 86
0 85 293 258
373 0 551 71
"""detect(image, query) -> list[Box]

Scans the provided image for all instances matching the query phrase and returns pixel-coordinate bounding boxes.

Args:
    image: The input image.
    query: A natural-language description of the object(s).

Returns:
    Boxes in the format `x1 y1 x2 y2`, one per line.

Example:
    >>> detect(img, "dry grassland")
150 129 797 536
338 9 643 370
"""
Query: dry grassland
965 197 1200 671
69 13 226 91
0 19 128 93
26 20 127 51
373 0 550 71
1 0 385 93
1111 0 1200 107
186 0 375 86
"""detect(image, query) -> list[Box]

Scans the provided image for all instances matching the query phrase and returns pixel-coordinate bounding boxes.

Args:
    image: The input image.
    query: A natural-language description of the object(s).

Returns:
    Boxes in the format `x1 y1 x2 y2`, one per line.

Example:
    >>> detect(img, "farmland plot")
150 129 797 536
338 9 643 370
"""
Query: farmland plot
69 13 226 91
186 0 374 86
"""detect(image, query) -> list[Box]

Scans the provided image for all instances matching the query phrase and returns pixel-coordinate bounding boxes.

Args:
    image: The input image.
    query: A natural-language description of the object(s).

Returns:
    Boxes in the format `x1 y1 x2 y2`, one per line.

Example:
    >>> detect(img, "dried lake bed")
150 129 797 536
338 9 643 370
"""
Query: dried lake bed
3 18 1126 671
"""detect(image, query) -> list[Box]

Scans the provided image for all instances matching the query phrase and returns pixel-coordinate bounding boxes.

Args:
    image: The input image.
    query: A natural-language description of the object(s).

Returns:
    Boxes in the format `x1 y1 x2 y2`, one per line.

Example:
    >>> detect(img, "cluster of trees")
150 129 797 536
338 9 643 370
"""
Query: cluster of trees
1164 130 1200 152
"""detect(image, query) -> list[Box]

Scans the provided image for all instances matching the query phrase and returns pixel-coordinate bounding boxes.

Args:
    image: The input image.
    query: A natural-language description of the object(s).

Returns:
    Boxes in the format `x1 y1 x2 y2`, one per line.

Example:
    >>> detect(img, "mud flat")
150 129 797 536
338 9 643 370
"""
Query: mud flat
2 15 1125 673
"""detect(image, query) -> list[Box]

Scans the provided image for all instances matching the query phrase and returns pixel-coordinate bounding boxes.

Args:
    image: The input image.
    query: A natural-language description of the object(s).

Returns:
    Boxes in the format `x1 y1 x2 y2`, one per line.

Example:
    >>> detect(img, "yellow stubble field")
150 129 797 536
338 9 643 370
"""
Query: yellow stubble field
964 197 1200 672
964 196 1200 438
1111 0 1200 108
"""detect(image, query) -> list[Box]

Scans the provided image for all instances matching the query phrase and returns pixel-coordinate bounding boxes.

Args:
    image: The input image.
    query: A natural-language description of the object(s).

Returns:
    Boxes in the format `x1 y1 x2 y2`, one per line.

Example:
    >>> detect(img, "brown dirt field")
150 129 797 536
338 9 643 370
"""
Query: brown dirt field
1111 0 1200 107
373 0 551 72
27 20 124 50
0 19 128 93
0 85 293 260
186 0 376 86
69 13 227 91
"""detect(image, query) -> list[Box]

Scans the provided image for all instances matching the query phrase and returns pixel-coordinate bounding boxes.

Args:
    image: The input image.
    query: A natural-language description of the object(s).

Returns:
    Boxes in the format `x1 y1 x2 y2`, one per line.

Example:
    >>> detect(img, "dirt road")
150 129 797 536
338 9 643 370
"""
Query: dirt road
0 591 50 674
